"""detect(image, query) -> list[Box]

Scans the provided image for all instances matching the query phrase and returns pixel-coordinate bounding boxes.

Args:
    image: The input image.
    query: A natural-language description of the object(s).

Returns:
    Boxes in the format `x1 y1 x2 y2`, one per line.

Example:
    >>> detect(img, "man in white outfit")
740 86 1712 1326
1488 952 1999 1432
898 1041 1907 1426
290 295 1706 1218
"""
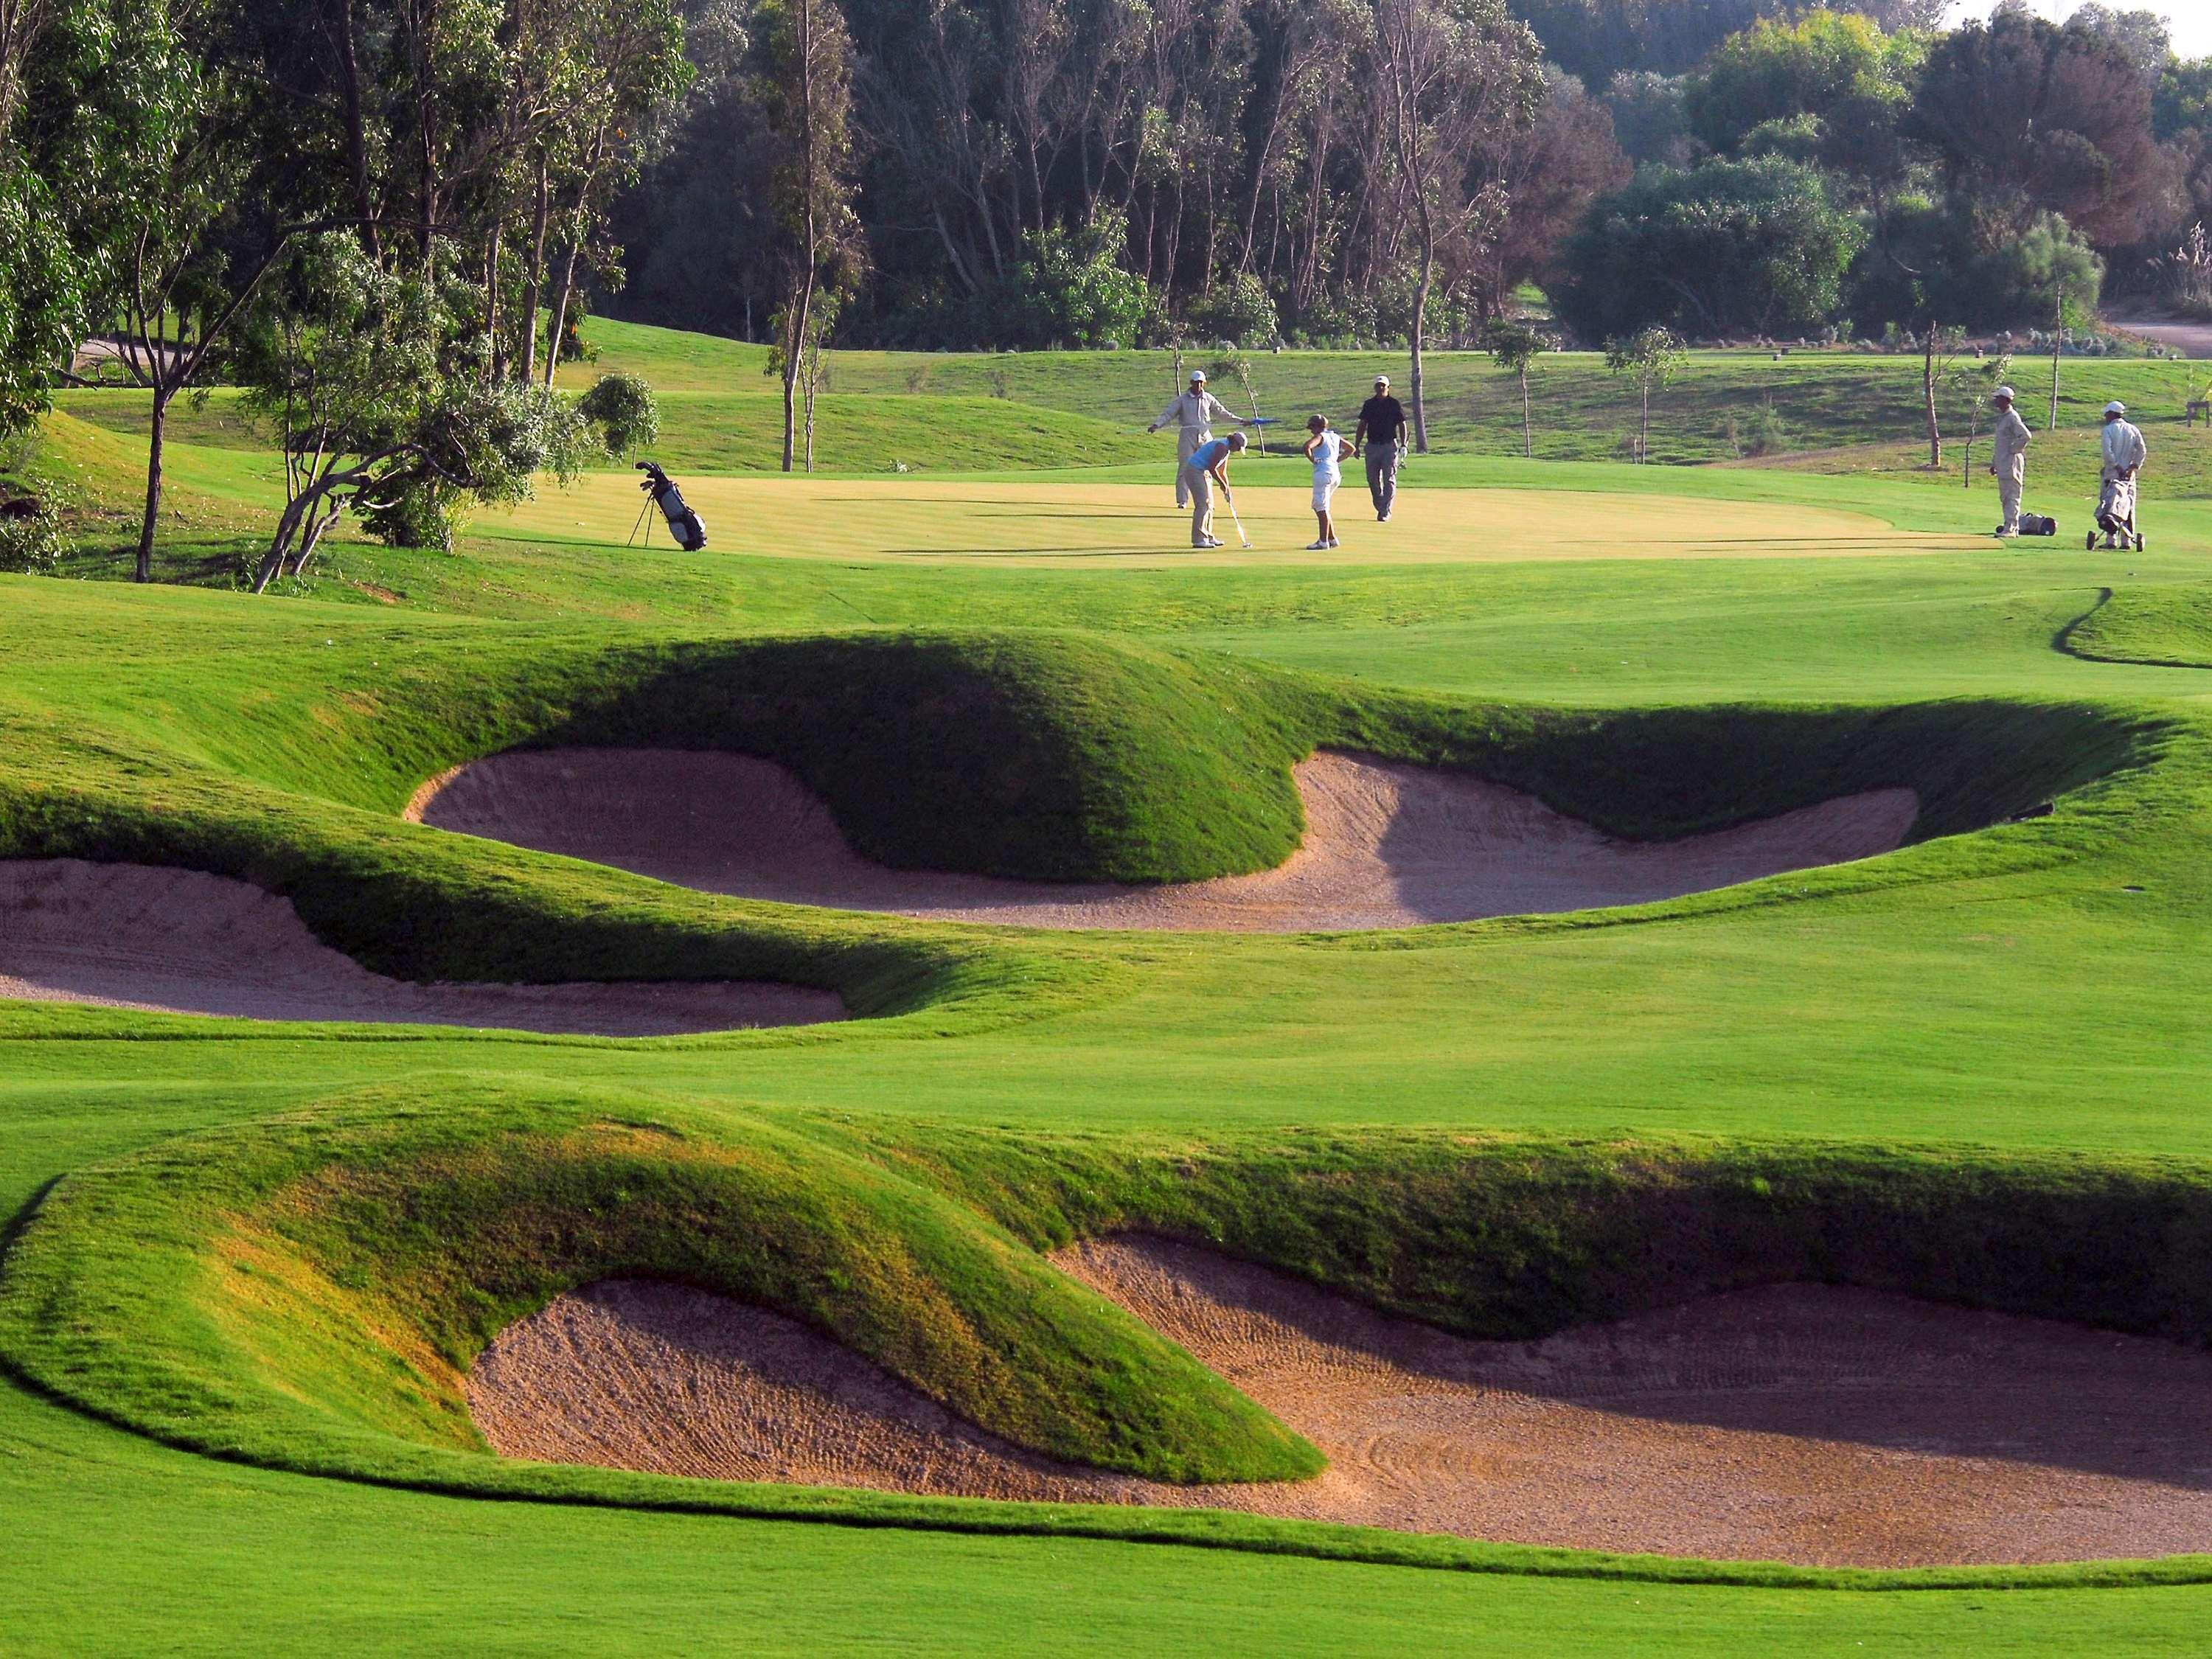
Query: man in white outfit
2092 400 2148 550
1989 386 2031 538
1148 369 1251 507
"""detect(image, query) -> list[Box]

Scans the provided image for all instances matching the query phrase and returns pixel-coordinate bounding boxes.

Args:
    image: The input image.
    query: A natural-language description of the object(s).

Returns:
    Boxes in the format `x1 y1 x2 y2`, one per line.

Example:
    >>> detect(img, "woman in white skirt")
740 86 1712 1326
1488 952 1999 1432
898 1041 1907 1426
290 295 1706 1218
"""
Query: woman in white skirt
1304 414 1349 549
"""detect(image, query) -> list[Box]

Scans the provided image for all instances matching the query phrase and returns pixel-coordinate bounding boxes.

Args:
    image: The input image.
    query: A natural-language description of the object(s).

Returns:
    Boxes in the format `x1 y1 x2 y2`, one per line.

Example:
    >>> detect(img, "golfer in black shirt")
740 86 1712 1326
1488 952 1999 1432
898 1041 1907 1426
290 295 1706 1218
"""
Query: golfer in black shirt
1354 375 1407 521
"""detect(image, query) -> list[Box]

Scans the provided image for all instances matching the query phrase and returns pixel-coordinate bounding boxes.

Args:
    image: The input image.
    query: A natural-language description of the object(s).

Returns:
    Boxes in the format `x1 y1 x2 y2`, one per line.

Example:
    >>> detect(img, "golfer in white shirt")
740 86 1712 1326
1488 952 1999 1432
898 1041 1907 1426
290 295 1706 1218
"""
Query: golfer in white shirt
1148 370 1253 507
1304 415 1348 548
2092 400 2148 550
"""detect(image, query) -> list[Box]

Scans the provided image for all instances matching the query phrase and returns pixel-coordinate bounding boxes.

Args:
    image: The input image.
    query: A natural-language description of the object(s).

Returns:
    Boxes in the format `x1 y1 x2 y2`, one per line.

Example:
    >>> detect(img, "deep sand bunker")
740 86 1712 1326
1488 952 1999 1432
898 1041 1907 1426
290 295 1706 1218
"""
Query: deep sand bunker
0 860 844 1034
469 1237 2212 1568
410 749 1920 931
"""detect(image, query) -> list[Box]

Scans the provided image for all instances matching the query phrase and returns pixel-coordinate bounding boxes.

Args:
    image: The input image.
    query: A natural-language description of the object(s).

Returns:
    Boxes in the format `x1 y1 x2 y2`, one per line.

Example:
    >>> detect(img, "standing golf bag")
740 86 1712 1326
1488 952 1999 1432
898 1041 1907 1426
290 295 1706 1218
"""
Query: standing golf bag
636 461 708 551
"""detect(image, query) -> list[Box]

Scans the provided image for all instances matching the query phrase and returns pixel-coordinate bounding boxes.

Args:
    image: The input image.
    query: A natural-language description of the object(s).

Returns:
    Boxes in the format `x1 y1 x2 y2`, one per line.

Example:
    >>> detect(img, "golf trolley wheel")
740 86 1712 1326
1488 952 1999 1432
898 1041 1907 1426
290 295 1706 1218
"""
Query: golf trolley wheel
2136 533 2146 551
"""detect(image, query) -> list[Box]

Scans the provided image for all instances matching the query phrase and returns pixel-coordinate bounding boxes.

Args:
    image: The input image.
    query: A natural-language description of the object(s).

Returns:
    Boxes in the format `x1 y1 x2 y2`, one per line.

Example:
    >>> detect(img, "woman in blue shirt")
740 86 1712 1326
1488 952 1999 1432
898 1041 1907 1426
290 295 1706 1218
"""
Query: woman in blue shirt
1181 431 1246 548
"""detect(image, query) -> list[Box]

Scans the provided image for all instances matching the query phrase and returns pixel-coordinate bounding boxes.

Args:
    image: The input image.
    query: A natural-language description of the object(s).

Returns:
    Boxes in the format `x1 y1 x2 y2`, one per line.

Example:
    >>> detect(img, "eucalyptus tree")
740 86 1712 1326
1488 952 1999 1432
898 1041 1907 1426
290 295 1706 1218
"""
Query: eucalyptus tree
1369 0 1542 451
1482 316 1554 459
1604 324 1686 465
237 232 594 590
756 0 861 471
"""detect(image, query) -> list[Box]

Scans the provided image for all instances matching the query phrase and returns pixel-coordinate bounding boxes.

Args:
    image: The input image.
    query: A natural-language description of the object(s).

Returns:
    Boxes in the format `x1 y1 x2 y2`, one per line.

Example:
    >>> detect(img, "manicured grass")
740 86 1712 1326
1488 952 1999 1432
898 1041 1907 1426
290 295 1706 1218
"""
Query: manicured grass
10 316 2212 1649
565 316 2209 465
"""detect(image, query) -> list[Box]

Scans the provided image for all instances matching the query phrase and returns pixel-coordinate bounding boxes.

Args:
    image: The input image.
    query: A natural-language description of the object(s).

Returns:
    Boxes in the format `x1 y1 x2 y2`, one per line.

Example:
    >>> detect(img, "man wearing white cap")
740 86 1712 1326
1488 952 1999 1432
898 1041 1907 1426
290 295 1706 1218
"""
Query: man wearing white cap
1148 370 1251 508
2093 400 2148 550
1989 386 2031 538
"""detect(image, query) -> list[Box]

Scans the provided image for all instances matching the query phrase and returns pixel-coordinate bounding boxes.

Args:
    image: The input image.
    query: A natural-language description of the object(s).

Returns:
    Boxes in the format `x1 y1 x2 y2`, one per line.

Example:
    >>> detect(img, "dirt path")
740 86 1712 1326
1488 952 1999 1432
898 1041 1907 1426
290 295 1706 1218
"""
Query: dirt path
0 859 843 1035
2110 314 2212 359
469 1237 2212 1567
411 749 1919 933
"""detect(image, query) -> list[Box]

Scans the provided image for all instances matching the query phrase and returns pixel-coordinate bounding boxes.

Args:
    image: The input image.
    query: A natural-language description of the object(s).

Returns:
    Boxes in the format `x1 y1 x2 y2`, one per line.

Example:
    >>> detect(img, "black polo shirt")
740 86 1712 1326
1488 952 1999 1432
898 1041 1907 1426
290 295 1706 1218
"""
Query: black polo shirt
1360 394 1406 445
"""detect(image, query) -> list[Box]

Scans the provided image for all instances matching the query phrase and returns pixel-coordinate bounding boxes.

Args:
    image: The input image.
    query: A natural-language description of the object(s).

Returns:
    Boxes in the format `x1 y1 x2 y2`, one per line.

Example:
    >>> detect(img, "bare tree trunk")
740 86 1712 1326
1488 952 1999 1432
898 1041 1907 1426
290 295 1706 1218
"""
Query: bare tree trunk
1520 364 1531 459
543 242 580 391
520 160 549 384
803 345 822 471
136 388 167 583
1923 323 1942 469
406 0 438 274
1640 383 1649 462
333 0 381 261
485 220 504 381
781 0 818 473
2048 290 2063 432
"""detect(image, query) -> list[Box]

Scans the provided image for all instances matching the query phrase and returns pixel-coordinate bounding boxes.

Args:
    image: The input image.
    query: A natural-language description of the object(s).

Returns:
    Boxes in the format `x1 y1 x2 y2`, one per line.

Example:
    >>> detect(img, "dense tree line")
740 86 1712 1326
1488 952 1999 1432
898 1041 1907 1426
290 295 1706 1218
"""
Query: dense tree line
1560 4 2212 344
10 0 2212 547
611 0 1609 351
599 0 2212 358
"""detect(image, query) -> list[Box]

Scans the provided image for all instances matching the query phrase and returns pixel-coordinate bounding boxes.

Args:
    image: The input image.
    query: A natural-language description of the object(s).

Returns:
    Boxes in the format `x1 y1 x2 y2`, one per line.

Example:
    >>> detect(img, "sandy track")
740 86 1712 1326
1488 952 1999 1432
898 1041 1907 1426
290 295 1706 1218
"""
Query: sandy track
410 748 1919 932
0 859 844 1035
2109 314 2212 359
469 1238 2212 1567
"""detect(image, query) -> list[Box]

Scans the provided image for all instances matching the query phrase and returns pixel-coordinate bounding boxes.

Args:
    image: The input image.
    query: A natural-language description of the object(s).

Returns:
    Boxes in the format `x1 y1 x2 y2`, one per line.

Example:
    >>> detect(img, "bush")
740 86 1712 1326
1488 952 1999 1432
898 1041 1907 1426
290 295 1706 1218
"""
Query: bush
577 372 659 457
1554 157 1863 341
359 482 466 553
1846 205 2104 332
1001 210 1158 349
1186 271 1279 349
0 498 63 575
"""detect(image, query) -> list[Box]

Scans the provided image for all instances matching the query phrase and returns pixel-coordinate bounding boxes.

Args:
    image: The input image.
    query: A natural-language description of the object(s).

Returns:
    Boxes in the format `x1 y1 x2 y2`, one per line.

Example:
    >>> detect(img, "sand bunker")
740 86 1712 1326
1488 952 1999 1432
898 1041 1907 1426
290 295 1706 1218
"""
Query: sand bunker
410 748 1919 931
0 859 843 1035
469 1237 2212 1568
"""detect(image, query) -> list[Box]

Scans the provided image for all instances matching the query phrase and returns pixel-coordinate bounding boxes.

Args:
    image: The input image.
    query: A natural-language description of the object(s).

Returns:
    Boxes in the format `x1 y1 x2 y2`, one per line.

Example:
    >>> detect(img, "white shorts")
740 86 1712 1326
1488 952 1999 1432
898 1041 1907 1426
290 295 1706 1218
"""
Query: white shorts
1311 475 1339 512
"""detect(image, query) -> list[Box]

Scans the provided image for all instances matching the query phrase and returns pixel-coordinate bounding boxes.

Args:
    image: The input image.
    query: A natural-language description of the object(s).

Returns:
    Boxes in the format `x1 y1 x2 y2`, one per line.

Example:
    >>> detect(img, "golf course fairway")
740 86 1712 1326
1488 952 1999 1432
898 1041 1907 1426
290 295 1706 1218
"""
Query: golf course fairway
8 327 2212 1652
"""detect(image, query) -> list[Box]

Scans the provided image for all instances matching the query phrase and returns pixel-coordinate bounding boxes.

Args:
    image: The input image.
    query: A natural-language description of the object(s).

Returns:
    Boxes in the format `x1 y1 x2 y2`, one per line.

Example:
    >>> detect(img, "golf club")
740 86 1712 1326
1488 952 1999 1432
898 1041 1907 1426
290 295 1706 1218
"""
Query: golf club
1222 483 1255 549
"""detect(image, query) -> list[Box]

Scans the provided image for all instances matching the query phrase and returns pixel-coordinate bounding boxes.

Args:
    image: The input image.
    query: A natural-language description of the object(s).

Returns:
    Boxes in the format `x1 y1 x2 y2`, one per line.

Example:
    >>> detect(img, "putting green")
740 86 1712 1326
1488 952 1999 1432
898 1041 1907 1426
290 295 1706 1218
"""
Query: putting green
485 473 1979 566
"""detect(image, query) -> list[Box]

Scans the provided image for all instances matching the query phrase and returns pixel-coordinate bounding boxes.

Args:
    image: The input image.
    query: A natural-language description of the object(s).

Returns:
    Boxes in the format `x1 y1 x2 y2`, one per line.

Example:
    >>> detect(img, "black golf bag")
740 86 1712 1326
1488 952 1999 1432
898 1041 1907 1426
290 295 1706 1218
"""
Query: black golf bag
636 462 707 551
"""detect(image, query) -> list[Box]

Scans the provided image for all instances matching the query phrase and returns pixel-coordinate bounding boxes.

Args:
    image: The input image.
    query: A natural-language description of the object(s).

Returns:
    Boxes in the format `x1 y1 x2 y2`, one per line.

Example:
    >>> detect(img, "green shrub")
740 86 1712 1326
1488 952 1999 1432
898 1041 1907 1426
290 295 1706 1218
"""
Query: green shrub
1188 271 1279 349
577 372 660 457
1556 157 1863 341
0 498 63 575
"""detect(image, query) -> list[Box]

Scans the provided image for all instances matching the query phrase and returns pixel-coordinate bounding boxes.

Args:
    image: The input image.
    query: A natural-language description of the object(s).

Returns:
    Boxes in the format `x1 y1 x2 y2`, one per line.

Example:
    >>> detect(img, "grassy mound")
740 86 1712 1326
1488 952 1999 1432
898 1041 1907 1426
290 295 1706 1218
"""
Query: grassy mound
371 628 2156 884
13 1091 2212 1585
2065 587 2212 669
0 585 2155 978
0 1091 1319 1489
56 386 1161 474
879 1127 2212 1348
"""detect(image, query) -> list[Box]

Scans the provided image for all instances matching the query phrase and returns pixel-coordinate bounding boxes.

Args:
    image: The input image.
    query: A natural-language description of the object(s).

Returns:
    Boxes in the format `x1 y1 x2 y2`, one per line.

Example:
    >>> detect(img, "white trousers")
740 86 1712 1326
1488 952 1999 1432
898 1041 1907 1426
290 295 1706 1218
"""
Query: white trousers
1175 426 1212 507
1995 453 2024 532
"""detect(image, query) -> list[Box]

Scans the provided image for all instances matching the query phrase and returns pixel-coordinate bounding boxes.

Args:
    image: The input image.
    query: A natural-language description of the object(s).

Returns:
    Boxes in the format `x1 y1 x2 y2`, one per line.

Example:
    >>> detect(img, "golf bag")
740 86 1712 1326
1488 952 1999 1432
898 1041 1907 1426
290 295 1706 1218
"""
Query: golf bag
2096 473 2137 537
636 461 707 551
2017 513 2058 536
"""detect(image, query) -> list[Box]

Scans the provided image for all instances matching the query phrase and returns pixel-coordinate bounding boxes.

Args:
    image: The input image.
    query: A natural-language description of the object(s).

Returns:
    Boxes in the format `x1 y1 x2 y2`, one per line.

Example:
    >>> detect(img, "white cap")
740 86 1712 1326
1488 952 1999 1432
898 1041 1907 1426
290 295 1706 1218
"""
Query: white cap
2104 400 2127 416
1374 374 1390 386
1993 386 2016 402
1190 369 1206 383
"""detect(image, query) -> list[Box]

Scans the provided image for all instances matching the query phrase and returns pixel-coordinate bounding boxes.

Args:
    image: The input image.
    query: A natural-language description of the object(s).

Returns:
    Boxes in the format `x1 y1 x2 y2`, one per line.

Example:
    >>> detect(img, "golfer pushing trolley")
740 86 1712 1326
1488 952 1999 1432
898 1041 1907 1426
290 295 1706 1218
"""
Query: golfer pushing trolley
2091 400 2148 552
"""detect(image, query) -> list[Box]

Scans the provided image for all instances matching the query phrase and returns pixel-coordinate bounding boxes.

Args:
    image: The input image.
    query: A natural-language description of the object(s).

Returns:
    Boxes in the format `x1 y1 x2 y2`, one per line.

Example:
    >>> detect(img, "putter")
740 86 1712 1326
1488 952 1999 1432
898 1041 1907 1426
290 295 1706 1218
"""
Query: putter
1222 484 1255 550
